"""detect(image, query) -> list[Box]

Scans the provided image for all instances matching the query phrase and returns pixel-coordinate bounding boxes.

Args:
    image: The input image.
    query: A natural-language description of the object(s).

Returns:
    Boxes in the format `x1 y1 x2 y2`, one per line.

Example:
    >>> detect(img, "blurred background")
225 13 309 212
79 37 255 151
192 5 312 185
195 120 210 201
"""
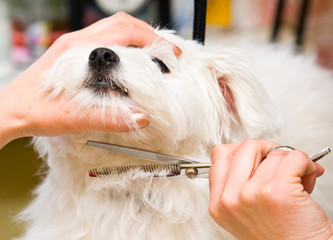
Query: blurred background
0 0 332 239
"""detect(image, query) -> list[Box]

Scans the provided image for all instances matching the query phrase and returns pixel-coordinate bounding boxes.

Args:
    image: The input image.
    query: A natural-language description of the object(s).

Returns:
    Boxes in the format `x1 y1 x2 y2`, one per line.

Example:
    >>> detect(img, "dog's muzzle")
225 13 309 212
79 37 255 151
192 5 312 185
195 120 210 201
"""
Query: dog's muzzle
85 47 128 96
88 47 119 69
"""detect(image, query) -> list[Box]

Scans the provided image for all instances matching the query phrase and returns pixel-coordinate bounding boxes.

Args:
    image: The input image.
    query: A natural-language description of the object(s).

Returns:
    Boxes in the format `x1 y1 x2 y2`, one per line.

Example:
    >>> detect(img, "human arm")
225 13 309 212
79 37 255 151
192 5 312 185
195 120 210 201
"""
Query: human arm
209 138 333 240
0 12 181 149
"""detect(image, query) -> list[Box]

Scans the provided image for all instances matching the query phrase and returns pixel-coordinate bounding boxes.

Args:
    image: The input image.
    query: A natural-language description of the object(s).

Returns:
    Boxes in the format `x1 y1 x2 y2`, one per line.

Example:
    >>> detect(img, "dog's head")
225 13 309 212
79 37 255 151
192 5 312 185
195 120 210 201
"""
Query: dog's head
42 30 282 161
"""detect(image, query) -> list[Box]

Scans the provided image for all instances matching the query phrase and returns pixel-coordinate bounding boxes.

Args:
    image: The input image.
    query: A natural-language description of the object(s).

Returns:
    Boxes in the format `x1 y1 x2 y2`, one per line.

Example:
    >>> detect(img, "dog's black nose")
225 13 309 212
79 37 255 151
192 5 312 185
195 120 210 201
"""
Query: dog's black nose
88 47 119 69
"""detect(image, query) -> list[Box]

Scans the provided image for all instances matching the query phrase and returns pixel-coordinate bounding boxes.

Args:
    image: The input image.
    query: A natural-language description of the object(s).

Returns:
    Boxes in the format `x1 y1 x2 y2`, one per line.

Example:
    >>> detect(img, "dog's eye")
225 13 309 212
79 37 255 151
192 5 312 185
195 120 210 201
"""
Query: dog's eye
152 58 170 73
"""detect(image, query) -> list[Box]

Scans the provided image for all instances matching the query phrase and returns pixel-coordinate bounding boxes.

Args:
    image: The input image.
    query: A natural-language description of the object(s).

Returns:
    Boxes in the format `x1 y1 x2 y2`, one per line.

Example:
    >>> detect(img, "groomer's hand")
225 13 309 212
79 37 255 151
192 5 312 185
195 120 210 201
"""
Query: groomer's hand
0 12 182 149
209 138 333 240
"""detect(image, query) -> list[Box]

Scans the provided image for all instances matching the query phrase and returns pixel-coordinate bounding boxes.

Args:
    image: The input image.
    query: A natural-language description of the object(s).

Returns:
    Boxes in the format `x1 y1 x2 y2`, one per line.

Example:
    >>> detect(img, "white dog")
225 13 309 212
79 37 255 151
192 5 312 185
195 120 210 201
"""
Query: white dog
16 29 333 240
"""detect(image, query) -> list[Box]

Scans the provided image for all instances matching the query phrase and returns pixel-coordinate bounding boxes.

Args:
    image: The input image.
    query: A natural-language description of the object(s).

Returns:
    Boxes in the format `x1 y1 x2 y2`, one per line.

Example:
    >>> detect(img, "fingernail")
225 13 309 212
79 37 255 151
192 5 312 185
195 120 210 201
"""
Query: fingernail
173 45 182 56
133 113 150 128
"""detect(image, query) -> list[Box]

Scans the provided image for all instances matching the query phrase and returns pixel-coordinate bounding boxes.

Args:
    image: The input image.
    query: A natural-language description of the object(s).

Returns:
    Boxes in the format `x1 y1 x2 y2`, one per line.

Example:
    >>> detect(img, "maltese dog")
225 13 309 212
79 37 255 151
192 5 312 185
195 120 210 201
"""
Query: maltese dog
16 29 333 240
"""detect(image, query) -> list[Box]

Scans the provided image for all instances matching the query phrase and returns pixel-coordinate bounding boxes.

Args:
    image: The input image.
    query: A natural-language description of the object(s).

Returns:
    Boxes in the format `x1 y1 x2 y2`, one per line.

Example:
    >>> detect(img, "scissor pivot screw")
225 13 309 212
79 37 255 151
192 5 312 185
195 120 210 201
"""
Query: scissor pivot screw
185 168 198 179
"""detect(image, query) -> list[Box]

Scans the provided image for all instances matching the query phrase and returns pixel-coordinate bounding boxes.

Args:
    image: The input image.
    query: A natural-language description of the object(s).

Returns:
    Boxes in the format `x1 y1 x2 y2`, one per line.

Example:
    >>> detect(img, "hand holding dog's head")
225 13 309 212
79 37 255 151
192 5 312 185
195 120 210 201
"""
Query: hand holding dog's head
43 30 282 153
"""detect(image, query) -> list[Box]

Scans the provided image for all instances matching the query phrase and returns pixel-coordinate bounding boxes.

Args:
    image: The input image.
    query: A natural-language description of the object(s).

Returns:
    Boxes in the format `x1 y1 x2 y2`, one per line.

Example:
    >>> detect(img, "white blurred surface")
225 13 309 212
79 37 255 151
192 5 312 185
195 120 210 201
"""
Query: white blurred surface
0 1 14 89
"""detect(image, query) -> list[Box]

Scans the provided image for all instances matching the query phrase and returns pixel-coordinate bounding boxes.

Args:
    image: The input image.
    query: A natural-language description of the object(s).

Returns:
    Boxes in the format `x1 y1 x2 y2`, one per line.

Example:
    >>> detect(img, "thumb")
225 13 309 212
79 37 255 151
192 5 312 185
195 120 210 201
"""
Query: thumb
66 105 150 133
85 109 150 132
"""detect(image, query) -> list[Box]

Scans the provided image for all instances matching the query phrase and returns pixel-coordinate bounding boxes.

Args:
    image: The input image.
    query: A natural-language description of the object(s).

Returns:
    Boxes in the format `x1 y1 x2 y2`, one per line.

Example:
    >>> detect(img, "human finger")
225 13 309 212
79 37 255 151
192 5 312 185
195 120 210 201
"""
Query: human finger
275 150 317 194
81 13 182 56
222 139 278 199
209 143 239 199
60 102 150 133
314 162 324 177
82 12 155 35
246 148 324 196
122 24 182 56
209 143 239 228
29 95 150 137
109 12 155 31
79 108 150 133
94 12 155 32
243 149 289 194
76 23 182 56
267 147 324 177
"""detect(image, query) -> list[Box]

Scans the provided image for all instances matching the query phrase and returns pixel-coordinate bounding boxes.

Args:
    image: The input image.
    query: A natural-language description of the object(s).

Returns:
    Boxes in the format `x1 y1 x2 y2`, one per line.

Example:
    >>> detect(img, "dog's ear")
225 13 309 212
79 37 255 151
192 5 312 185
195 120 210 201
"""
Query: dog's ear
205 48 284 141
217 75 237 116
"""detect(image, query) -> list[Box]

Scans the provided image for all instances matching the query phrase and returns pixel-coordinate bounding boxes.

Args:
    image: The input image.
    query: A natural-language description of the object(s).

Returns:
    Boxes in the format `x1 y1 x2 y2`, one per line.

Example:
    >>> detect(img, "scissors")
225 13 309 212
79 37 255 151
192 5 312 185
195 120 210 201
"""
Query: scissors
86 140 211 178
86 140 331 179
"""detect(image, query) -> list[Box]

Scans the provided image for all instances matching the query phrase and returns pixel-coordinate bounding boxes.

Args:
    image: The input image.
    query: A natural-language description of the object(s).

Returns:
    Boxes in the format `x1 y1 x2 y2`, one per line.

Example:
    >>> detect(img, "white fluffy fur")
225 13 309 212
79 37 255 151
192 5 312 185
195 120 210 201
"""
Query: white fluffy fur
15 30 333 240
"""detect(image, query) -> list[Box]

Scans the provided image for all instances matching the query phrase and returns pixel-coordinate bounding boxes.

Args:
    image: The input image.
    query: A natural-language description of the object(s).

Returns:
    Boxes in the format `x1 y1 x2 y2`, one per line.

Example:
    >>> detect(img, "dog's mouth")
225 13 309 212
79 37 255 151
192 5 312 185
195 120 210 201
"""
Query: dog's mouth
85 75 129 97
84 47 129 97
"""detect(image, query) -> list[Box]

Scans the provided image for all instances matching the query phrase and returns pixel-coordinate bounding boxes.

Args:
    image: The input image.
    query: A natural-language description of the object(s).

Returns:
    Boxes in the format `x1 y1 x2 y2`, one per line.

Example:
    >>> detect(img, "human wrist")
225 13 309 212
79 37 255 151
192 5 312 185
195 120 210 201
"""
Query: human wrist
0 40 70 151
0 77 30 149
0 110 13 149
0 90 17 149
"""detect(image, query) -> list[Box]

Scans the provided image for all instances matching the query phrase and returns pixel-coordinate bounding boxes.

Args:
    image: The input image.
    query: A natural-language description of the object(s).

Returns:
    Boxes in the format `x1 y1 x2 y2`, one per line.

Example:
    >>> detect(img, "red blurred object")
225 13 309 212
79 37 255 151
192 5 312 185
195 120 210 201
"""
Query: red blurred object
8 0 70 67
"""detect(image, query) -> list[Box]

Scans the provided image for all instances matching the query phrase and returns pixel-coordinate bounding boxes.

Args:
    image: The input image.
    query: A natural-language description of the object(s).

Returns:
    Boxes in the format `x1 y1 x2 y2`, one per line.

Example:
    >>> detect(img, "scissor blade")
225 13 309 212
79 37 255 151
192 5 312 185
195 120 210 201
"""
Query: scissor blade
86 140 197 165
